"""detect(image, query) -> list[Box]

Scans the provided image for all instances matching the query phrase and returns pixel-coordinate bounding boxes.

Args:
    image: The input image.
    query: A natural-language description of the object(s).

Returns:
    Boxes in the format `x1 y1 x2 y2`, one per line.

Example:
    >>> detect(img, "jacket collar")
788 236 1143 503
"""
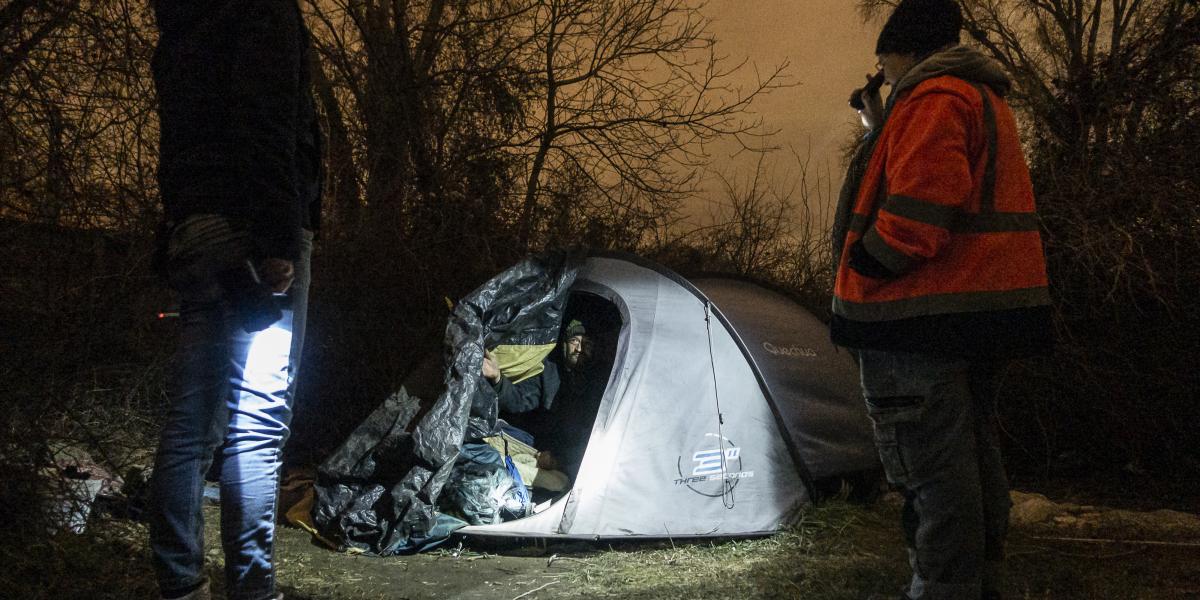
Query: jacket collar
892 45 1012 99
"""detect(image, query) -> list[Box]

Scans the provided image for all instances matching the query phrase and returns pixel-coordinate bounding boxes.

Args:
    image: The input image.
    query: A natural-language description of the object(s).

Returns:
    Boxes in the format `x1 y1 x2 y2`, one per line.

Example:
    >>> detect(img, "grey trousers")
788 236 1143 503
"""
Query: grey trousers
857 349 1011 600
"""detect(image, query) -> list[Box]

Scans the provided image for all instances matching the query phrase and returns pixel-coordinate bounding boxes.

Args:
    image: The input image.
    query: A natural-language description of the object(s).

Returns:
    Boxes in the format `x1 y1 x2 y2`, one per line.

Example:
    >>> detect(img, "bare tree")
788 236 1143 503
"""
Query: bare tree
692 145 833 287
0 0 79 88
302 0 534 242
698 151 798 275
302 0 788 255
510 0 788 250
1 0 158 230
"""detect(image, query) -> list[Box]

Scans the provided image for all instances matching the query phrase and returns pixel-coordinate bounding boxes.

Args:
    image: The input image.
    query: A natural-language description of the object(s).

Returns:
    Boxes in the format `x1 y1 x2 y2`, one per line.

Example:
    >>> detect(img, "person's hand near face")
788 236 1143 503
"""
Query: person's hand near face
852 53 920 131
855 70 886 130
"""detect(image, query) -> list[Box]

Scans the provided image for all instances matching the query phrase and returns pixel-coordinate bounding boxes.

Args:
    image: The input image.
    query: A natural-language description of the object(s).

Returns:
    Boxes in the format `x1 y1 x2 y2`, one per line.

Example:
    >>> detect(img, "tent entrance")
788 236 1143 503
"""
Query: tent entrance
513 290 622 510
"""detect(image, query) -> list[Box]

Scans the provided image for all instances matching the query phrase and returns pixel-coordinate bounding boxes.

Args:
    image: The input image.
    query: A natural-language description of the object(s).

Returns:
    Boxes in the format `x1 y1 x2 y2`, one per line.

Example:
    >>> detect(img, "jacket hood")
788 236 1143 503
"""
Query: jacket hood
893 45 1011 98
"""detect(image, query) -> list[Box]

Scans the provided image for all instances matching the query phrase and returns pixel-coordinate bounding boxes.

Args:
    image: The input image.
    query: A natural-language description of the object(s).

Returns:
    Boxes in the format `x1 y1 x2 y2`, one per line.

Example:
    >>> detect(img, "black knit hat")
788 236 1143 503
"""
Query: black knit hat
875 0 962 56
563 319 586 339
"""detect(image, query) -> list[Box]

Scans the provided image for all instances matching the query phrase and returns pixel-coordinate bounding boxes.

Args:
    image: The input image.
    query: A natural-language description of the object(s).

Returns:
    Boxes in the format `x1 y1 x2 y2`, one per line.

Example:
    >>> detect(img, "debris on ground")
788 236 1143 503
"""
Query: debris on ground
1009 490 1200 541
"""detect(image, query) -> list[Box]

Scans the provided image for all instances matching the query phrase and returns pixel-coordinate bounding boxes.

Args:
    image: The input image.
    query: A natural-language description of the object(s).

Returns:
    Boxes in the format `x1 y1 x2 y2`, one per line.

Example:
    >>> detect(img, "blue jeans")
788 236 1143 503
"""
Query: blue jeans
150 232 312 600
857 350 1010 600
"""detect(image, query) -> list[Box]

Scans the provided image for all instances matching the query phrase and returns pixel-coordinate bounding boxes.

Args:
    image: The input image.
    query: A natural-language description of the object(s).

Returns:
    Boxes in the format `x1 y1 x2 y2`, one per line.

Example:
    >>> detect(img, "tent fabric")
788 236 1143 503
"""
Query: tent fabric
312 251 876 550
458 254 876 540
311 253 578 555
565 256 809 536
688 276 878 480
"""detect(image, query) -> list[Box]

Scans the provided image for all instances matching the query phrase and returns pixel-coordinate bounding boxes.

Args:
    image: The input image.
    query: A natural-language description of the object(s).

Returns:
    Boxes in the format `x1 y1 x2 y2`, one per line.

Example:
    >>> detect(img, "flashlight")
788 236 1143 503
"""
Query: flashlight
849 71 886 110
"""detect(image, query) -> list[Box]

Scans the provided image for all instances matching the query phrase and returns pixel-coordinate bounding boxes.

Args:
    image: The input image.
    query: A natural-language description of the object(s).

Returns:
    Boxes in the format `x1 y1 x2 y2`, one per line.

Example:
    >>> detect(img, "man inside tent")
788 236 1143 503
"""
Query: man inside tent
481 320 598 492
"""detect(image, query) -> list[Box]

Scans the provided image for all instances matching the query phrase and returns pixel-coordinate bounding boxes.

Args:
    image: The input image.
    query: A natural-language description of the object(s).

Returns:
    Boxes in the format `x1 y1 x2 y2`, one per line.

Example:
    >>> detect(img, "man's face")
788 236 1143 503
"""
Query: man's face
876 52 918 86
563 334 593 369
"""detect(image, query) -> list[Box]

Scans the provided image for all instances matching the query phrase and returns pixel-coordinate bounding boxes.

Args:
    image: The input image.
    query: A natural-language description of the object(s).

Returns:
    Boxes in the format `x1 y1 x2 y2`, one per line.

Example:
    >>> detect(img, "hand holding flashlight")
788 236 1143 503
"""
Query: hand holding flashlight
257 257 295 294
849 71 886 130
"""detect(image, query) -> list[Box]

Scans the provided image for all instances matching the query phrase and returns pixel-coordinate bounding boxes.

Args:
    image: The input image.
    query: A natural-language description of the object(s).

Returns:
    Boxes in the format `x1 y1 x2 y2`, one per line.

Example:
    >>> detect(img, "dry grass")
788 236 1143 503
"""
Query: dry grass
4 496 1197 600
546 502 906 599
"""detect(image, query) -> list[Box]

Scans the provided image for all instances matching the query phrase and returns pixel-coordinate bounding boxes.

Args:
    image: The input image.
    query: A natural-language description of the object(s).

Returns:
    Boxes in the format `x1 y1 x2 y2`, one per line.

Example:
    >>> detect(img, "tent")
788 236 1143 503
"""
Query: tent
457 252 878 540
310 252 877 552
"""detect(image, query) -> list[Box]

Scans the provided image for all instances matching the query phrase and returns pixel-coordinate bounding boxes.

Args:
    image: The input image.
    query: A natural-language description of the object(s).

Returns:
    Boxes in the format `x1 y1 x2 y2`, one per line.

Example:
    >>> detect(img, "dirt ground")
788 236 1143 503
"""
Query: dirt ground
10 487 1196 600
229 489 1200 600
268 529 585 600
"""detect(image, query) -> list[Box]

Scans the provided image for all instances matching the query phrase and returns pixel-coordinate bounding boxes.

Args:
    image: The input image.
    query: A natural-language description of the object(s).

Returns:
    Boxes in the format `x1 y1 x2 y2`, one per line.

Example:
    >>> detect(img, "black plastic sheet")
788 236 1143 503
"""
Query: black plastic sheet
311 252 578 555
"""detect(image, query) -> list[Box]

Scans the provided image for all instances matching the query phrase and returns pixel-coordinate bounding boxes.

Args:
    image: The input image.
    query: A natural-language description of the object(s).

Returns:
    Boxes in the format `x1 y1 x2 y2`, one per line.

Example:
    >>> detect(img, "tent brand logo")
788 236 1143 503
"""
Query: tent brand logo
675 433 755 497
692 447 739 476
762 341 818 358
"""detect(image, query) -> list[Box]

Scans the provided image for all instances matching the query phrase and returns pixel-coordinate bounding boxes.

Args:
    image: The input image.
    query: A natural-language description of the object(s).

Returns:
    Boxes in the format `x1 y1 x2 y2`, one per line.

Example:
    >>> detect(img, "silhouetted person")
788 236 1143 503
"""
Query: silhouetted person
833 1 1052 598
147 2 322 599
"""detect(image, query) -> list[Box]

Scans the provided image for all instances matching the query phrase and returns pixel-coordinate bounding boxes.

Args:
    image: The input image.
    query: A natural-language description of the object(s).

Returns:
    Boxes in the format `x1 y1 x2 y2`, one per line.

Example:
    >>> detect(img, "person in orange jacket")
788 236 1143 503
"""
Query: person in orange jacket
833 1 1053 598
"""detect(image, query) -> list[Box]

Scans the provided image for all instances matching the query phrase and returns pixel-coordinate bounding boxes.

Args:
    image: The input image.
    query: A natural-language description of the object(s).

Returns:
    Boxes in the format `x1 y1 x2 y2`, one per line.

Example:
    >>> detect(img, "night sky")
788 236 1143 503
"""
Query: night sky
696 0 880 211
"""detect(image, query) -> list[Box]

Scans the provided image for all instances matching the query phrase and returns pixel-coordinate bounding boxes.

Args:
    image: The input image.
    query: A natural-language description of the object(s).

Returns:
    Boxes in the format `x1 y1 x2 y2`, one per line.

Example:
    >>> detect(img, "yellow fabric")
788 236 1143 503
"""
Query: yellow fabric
283 488 339 550
482 433 569 492
482 432 538 458
491 343 556 384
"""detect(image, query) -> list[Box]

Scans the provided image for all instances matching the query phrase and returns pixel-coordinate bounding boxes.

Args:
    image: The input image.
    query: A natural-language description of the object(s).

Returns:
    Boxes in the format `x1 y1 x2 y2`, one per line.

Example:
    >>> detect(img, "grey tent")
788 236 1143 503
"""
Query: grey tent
457 252 878 540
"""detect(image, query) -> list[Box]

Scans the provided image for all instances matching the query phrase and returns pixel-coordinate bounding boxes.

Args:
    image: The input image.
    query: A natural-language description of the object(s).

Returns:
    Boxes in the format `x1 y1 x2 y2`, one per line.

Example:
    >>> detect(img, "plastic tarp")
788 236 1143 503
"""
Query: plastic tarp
311 253 578 555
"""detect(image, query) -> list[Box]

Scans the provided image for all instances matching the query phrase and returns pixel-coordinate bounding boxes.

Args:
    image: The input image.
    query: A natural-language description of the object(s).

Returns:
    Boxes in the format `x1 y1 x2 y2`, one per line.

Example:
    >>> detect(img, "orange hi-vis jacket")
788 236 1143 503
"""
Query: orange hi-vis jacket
831 64 1052 358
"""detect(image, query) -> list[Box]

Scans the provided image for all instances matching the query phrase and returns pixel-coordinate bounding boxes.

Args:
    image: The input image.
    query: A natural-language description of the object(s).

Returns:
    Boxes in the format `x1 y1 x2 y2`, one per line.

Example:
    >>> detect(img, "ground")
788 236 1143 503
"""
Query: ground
253 490 1200 599
6 489 1198 599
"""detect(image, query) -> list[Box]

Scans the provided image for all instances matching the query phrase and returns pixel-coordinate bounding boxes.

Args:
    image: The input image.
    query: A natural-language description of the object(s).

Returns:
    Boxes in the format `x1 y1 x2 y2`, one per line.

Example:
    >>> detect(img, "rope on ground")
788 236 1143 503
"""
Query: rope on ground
511 580 559 600
546 553 592 567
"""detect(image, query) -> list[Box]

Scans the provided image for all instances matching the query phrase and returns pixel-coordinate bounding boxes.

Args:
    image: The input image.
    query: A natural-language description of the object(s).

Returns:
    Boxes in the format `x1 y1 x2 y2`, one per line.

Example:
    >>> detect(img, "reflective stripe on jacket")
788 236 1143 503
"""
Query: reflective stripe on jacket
831 73 1052 358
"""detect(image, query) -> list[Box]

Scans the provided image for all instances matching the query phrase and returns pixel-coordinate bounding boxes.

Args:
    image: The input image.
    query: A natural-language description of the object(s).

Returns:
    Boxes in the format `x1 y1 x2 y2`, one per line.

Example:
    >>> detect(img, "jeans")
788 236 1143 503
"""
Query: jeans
150 232 312 600
857 350 1011 600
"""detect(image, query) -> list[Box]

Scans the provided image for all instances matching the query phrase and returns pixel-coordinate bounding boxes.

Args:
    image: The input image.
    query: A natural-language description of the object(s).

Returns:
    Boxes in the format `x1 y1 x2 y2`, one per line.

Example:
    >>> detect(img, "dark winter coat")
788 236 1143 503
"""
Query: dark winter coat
494 359 561 417
493 359 601 475
152 0 322 261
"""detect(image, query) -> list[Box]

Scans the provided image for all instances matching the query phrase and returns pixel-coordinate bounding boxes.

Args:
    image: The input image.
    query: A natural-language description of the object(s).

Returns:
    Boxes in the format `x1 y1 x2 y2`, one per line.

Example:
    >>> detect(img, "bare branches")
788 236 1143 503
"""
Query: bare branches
302 0 788 256
512 0 789 249
0 0 79 87
678 143 833 296
0 0 159 231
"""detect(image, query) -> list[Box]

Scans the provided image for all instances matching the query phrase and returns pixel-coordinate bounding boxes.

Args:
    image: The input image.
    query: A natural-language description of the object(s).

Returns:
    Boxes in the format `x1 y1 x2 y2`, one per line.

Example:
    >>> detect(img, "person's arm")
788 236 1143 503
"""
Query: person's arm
483 350 547 414
853 90 974 278
493 374 546 414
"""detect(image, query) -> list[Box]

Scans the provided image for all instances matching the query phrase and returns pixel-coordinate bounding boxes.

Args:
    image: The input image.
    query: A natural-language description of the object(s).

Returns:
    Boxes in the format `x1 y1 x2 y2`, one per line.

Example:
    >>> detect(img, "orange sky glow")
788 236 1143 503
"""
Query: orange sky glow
695 0 880 221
